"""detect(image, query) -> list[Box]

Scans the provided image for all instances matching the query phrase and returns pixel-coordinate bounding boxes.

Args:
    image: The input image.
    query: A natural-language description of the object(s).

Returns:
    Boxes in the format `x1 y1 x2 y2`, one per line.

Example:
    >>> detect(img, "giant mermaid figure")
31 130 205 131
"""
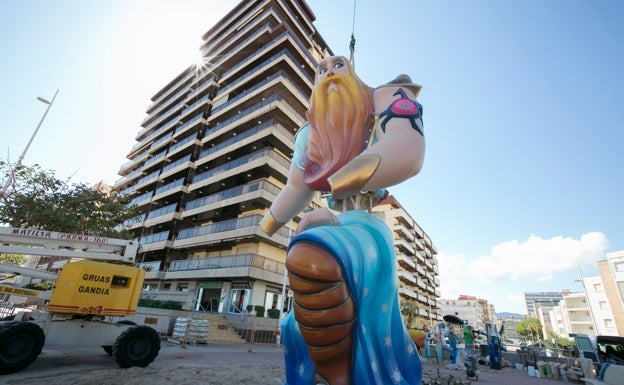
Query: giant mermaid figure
260 56 426 385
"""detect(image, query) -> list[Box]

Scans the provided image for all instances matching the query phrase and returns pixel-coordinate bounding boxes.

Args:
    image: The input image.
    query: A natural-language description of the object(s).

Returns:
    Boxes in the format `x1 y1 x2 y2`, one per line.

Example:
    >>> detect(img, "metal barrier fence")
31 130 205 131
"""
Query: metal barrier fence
110 308 282 351
0 302 282 351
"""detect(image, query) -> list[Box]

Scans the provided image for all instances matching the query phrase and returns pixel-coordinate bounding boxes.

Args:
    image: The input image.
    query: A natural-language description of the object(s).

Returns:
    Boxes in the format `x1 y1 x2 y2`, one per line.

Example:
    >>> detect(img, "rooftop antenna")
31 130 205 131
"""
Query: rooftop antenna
349 0 357 67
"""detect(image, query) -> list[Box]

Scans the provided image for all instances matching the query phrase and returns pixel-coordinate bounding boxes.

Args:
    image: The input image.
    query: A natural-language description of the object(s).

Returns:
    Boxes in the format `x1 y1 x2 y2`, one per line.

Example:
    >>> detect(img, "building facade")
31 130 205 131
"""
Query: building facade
439 295 486 331
373 196 440 327
523 291 564 316
113 0 438 322
597 250 624 335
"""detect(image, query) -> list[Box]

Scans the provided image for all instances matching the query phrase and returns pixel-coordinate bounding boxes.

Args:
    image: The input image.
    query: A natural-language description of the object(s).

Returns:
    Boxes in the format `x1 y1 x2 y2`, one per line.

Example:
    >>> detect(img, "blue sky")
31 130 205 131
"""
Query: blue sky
1 1 622 314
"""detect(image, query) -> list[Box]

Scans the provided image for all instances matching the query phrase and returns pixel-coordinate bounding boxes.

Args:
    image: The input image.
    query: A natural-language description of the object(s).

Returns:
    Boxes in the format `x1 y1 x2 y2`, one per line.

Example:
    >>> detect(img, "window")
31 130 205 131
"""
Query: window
593 283 603 292
177 283 189 292
618 281 624 302
614 261 624 272
604 319 614 328
599 301 608 310
163 283 171 291
142 283 157 291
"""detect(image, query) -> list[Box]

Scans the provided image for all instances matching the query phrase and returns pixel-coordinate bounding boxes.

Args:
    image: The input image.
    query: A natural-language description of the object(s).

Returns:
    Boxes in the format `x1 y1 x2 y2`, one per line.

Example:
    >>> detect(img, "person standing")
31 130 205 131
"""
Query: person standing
464 325 475 356
423 325 432 359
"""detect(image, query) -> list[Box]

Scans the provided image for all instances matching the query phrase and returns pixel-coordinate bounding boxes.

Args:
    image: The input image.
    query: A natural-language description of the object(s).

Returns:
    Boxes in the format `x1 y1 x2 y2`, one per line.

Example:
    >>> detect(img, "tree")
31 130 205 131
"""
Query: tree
517 316 543 342
400 299 419 329
0 161 135 238
552 334 573 349
0 253 25 266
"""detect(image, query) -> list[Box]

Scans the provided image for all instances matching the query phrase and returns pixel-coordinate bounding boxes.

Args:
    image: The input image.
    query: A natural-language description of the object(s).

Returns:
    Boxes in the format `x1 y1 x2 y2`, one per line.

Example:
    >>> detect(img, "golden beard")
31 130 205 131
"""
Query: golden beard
303 73 374 191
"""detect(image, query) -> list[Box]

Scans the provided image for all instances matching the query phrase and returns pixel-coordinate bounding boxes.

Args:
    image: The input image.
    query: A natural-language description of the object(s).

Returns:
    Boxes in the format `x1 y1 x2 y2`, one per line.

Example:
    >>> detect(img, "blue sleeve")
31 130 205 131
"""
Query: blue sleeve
291 123 309 170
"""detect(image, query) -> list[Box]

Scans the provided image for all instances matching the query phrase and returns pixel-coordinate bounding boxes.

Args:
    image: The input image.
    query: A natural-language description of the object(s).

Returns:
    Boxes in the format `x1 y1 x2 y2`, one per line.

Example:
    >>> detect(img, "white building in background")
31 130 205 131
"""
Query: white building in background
536 301 566 339
527 250 624 340
559 291 591 336
582 275 618 336
439 295 486 331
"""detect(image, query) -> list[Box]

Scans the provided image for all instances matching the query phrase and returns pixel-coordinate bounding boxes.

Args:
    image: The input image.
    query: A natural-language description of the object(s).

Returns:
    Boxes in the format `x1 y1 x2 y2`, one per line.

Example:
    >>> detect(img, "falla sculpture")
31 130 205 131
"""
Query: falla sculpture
260 55 426 385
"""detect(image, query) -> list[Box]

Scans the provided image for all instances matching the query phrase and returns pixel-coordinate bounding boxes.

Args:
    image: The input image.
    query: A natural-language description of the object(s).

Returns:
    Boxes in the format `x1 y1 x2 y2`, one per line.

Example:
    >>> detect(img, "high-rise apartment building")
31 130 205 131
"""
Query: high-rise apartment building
523 291 565 316
373 196 440 327
113 0 438 322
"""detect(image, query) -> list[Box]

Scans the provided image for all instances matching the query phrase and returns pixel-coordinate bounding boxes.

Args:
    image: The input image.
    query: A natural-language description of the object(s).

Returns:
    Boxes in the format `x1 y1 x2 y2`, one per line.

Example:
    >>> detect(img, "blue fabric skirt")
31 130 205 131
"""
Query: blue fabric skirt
281 210 422 385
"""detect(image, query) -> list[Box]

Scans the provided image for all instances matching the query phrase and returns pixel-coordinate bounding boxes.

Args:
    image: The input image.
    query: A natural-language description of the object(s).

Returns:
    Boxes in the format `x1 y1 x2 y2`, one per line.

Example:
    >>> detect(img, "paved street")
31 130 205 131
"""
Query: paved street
2 342 581 384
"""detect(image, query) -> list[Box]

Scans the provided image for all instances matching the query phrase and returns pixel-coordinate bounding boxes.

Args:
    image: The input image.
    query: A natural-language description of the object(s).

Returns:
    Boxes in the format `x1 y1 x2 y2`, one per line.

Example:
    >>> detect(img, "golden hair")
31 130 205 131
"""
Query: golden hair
303 57 375 190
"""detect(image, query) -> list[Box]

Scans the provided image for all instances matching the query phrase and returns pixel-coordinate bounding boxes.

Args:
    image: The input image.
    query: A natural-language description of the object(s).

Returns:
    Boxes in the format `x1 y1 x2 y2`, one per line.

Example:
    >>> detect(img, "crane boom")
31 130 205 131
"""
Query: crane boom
0 226 139 263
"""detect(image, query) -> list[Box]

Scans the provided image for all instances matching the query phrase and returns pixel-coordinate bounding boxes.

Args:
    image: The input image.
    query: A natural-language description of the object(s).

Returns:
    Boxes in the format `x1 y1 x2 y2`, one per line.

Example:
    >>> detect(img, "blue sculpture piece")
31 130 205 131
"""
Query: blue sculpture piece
260 56 426 385
486 322 502 370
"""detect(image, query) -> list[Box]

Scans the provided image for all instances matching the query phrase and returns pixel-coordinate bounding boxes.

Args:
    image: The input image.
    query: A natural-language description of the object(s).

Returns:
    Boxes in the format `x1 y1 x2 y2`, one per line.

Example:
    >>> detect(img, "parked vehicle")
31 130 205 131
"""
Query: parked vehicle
571 333 624 374
594 335 624 365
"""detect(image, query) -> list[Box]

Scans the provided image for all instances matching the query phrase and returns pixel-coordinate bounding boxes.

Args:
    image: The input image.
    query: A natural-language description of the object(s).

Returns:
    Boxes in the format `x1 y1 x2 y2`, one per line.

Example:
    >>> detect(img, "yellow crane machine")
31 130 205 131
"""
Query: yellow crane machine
0 226 160 374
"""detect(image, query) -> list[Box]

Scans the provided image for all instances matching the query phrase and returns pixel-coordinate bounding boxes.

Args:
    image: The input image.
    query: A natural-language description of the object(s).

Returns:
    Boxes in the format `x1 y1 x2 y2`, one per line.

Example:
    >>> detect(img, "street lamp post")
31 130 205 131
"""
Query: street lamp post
1 89 59 196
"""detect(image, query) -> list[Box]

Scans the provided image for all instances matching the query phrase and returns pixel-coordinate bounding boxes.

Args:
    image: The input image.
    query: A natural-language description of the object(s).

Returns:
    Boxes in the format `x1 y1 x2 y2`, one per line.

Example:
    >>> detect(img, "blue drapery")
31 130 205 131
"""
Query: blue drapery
281 210 422 385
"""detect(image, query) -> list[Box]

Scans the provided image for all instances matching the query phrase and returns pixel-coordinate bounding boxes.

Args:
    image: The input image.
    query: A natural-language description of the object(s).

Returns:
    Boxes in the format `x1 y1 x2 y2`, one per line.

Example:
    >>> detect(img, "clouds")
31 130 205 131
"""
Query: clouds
437 232 610 313
474 232 609 281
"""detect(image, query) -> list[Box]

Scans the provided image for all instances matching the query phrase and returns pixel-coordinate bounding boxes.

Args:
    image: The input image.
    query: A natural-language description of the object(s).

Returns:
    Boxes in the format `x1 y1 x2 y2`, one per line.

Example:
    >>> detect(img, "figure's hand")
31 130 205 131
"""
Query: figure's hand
296 207 340 234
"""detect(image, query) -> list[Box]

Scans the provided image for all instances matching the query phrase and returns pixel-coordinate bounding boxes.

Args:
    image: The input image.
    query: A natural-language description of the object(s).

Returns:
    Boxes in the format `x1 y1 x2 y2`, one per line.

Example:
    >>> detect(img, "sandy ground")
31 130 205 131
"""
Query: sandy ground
1 342 570 385
2 342 286 385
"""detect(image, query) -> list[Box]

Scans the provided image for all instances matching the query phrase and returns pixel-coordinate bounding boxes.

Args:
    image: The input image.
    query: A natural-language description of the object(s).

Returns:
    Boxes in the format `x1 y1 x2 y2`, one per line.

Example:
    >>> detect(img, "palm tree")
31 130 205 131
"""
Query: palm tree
400 300 419 329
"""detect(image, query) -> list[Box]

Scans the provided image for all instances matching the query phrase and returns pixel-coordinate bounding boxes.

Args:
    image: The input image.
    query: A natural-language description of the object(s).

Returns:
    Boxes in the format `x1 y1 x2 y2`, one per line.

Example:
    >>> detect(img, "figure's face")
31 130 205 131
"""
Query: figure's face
316 56 351 83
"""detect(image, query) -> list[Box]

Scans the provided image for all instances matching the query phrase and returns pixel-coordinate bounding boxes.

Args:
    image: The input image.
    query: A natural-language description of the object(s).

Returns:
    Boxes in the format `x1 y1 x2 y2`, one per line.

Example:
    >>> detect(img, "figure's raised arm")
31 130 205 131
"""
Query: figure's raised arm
259 141 315 237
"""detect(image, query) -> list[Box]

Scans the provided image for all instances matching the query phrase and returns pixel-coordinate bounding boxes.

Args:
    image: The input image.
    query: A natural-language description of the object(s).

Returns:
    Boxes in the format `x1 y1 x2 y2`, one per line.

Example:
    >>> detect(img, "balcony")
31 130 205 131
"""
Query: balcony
413 237 425 251
117 151 150 177
173 214 263 249
158 154 191 176
167 137 199 160
212 69 307 119
215 48 311 103
397 253 415 270
393 223 414 242
143 70 198 121
114 168 145 191
138 230 172 252
198 119 293 167
123 213 146 230
173 114 205 139
395 238 415 255
136 168 160 185
189 148 289 193
399 286 418 300
206 94 303 144
128 190 154 207
397 270 416 285
152 178 186 201
183 179 280 218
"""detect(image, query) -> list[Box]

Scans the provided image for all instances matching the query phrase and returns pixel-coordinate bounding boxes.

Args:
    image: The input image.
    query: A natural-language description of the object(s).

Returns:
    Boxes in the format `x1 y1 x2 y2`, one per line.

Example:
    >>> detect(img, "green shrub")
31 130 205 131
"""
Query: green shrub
267 308 280 319
254 305 265 317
